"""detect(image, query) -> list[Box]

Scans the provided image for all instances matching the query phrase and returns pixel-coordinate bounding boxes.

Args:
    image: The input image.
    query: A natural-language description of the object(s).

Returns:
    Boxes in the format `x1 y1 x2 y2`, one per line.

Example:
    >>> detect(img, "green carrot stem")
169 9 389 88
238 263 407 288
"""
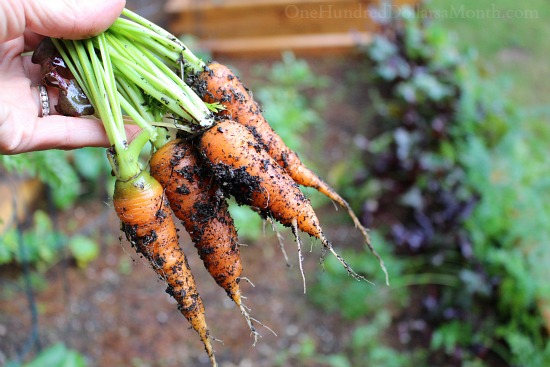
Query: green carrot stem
116 79 159 122
109 53 191 120
118 95 157 138
108 22 182 66
106 33 188 103
154 127 172 149
96 33 124 134
120 8 204 72
57 38 144 181
105 32 210 121
109 53 213 130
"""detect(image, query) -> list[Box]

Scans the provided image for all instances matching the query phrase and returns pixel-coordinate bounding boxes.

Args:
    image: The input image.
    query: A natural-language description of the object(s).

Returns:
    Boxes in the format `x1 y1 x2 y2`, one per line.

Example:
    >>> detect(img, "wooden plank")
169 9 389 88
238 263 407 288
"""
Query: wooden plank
166 0 355 13
166 0 419 14
165 0 420 55
169 1 380 38
199 31 372 57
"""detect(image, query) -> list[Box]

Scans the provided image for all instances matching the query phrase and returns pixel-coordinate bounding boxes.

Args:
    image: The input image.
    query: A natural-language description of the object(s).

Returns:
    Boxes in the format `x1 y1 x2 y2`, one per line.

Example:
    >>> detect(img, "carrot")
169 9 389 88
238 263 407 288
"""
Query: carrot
150 138 261 343
197 119 367 285
113 169 217 366
194 62 388 285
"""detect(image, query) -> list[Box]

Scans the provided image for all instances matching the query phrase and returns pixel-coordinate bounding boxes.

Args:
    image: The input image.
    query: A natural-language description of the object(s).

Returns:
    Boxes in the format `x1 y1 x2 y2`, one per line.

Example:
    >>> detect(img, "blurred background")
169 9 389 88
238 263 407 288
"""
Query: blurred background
2 0 550 366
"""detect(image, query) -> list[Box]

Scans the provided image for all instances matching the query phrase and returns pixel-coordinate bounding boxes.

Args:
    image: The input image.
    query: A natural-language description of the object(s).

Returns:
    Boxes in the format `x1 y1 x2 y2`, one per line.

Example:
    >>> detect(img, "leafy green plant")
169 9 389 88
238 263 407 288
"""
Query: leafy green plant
0 210 100 270
274 308 425 367
6 343 88 367
1 147 110 209
326 4 550 366
309 232 408 320
1 146 108 272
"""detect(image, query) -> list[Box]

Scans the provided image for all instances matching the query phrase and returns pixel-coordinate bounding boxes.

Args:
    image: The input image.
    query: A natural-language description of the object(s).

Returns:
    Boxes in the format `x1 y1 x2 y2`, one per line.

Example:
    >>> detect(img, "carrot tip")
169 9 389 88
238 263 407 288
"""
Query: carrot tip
201 336 219 367
237 302 261 346
320 235 376 286
340 201 391 286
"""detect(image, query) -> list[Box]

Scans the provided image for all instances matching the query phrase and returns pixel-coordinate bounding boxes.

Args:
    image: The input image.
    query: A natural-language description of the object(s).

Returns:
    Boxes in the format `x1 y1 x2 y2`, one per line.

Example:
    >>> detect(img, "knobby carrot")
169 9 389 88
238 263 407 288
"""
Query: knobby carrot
113 169 217 366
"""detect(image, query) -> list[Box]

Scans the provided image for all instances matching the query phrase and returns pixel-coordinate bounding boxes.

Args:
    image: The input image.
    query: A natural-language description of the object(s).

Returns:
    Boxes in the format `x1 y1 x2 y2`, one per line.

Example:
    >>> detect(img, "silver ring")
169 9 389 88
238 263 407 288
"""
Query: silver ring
38 85 50 117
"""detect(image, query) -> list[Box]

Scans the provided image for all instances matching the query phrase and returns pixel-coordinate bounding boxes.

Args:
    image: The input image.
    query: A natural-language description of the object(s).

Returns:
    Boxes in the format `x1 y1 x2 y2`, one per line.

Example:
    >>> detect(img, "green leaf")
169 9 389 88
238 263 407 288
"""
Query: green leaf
72 148 105 180
320 355 352 367
24 343 86 367
68 235 100 268
431 321 473 354
0 228 18 264
1 150 81 209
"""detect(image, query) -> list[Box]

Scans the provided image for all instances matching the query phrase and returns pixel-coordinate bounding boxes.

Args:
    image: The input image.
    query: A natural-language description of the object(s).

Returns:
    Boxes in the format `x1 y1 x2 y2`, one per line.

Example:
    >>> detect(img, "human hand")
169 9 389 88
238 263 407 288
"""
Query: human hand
0 0 138 155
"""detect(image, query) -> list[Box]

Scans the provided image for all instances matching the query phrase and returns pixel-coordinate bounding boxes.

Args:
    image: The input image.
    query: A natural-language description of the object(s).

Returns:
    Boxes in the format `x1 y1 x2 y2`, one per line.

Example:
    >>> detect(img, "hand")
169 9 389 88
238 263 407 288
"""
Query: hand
0 0 137 154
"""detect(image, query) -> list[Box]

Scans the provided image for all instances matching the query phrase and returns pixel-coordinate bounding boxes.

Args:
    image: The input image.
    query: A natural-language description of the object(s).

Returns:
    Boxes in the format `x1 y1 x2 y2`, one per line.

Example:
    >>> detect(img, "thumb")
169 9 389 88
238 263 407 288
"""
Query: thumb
23 0 126 39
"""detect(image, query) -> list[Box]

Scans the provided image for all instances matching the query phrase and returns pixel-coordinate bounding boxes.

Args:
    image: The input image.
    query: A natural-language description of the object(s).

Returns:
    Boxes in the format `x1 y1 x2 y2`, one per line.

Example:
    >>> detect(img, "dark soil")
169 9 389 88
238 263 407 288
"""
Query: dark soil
0 200 359 367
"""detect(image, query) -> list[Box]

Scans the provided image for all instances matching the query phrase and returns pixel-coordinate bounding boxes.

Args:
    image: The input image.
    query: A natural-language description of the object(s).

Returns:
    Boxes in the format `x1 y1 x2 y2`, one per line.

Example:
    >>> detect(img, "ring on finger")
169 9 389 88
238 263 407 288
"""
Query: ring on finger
37 85 50 117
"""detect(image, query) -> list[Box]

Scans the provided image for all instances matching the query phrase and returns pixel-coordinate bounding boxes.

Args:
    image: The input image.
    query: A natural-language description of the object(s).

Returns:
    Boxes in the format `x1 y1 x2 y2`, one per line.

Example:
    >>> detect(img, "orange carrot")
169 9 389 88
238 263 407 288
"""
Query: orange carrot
197 119 366 284
194 62 388 284
113 170 217 366
150 138 260 343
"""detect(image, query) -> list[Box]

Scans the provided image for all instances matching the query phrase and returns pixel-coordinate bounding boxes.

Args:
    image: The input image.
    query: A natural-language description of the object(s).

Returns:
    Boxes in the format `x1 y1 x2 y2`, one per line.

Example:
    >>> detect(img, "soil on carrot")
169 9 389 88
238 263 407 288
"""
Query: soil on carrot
0 56 380 367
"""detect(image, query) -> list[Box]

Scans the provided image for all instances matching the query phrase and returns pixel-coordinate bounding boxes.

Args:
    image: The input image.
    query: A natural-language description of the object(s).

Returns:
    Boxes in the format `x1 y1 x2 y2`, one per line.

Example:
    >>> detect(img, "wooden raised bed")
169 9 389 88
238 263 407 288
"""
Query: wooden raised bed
165 0 419 56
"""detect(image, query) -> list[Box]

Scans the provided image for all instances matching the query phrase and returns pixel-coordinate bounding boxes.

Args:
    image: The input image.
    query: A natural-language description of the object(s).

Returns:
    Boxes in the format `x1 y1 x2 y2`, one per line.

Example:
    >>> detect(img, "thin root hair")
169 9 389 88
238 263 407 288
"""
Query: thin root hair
344 202 390 286
321 235 375 286
267 216 291 267
238 277 256 287
291 218 307 294
250 316 277 337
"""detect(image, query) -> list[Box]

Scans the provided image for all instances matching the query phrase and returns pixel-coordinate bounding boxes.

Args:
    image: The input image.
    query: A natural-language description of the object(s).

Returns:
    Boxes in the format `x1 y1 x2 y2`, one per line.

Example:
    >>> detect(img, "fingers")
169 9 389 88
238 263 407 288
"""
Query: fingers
7 116 141 154
23 0 126 40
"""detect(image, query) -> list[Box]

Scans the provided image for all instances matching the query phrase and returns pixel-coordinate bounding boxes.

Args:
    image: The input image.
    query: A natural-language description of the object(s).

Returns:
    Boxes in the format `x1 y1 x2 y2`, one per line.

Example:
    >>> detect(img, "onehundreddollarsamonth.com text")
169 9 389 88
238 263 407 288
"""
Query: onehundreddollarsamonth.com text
284 3 539 20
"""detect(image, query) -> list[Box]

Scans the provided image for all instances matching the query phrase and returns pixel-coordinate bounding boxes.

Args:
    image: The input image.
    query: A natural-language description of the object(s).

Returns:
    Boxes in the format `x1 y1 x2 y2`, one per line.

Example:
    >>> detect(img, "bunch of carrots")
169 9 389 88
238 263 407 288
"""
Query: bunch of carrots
32 9 388 366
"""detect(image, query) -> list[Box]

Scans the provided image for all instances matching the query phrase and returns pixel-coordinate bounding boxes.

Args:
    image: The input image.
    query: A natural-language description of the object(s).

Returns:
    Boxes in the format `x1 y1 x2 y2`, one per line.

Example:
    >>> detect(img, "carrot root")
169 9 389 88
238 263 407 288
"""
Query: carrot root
291 218 307 294
267 216 292 268
238 302 260 346
321 234 375 286
113 170 217 366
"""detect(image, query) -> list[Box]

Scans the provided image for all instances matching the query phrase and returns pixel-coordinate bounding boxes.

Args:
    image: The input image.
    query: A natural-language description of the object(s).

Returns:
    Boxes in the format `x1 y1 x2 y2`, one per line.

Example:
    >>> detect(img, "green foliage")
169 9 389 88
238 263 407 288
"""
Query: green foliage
316 4 550 366
430 320 473 354
68 235 100 268
274 309 424 367
1 151 80 209
1 147 110 208
309 232 408 320
1 147 108 272
347 311 422 367
0 210 100 270
5 343 87 367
